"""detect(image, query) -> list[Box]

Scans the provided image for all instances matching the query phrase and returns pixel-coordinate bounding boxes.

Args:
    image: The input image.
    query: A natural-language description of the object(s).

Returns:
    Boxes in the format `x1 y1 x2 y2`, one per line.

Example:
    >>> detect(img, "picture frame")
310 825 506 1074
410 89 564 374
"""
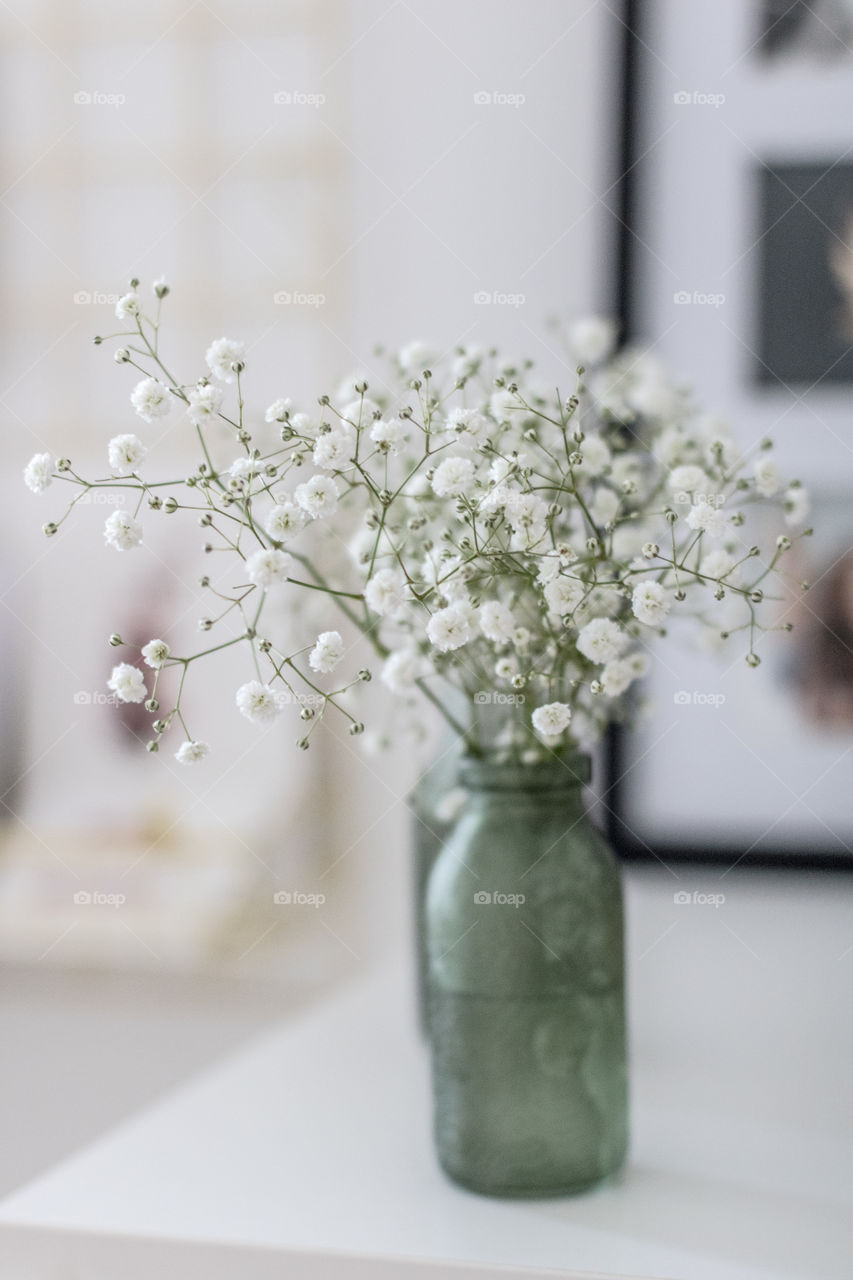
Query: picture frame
607 0 853 868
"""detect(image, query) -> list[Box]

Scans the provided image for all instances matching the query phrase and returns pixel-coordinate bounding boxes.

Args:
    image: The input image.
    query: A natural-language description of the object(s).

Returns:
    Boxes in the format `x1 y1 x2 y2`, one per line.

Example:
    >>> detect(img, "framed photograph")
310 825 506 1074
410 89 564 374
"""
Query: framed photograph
609 0 853 867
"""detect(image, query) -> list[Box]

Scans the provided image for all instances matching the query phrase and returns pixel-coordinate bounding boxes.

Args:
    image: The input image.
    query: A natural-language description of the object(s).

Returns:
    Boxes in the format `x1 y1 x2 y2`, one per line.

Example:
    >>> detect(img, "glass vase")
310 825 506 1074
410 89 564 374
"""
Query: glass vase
426 754 628 1197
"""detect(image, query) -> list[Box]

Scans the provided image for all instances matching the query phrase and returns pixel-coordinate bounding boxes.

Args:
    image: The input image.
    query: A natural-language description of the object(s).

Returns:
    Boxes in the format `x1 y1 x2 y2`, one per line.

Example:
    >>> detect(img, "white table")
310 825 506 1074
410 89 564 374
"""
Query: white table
1 867 850 1279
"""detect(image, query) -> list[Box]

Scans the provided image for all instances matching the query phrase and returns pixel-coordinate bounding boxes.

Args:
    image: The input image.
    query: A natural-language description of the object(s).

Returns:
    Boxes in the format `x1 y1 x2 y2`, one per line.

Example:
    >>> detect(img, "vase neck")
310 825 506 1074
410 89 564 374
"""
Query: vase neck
457 754 591 794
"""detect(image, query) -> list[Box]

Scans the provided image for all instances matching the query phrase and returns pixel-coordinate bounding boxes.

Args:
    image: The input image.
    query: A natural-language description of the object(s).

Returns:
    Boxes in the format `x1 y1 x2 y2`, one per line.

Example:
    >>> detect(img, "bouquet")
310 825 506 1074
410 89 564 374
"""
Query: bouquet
24 282 810 765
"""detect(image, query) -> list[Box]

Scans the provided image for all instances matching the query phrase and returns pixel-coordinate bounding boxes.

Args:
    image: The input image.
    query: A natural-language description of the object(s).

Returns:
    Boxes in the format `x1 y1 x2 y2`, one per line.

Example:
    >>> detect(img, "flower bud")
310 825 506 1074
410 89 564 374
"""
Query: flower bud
109 633 123 647
358 669 372 682
297 737 311 750
199 618 213 631
43 522 57 536
746 652 761 667
114 348 130 363
349 722 365 736
164 497 179 513
146 740 159 753
57 458 71 472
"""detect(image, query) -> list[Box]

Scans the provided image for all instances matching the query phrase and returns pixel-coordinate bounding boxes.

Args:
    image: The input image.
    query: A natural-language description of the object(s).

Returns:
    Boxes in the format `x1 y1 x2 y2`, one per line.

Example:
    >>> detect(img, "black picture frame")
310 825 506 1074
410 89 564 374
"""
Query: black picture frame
605 0 853 871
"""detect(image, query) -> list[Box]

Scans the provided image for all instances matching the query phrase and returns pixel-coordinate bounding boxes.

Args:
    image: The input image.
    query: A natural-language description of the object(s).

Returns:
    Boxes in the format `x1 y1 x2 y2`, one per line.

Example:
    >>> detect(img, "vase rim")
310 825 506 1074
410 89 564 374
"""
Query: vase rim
457 753 591 790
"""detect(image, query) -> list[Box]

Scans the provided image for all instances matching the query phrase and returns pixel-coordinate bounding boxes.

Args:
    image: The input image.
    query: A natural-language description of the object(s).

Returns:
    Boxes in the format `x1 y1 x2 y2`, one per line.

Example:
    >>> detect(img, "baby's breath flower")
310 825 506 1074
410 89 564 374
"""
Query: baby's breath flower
206 337 246 382
108 433 147 476
141 639 170 669
631 580 671 627
295 474 339 519
236 681 281 724
115 291 140 321
431 456 475 499
309 630 345 674
265 397 292 423
246 548 293 588
381 648 427 692
784 486 810 526
531 701 572 738
186 383 223 424
108 662 146 703
686 502 727 539
365 568 407 617
104 510 143 551
427 603 474 652
265 501 306 541
567 316 616 365
313 431 351 471
753 456 781 498
175 740 209 764
478 600 516 644
23 452 54 494
130 377 171 423
576 618 627 665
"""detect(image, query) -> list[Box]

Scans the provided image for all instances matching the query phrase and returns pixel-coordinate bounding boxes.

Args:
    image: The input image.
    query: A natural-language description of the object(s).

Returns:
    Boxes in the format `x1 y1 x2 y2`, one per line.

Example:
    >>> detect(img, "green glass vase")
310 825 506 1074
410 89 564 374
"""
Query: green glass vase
426 754 628 1197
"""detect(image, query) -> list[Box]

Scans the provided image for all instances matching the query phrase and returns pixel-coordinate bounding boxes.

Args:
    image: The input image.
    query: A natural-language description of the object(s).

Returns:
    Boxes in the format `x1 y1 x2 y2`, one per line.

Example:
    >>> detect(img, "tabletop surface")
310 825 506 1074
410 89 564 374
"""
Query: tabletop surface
0 865 850 1280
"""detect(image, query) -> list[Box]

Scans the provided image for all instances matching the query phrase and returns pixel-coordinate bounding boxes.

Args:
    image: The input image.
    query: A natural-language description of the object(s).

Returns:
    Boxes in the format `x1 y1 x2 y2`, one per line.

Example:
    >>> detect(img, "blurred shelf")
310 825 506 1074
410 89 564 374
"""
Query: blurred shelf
0 866 850 1279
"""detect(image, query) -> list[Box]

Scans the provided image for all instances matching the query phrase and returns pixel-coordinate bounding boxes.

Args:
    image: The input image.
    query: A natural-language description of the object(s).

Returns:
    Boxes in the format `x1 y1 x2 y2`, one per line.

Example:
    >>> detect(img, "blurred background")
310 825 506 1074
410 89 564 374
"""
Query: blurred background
1 0 851 1209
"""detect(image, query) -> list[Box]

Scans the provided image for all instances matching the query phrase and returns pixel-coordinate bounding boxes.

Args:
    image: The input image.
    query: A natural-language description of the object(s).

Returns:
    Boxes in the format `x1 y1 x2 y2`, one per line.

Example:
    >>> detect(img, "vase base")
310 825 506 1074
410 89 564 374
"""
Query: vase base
437 1158 624 1200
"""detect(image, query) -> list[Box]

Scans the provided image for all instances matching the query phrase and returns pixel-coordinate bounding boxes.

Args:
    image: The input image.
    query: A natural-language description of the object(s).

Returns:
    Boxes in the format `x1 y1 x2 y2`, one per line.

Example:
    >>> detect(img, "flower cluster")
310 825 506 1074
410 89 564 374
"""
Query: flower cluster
25 283 810 763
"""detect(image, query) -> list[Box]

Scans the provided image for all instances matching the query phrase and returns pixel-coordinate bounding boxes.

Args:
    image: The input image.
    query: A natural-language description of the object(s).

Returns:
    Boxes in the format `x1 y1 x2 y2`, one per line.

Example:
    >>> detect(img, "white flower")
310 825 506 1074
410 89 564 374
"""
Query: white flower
340 397 379 429
532 702 572 737
23 453 54 494
309 630 344 674
313 431 351 470
600 657 637 698
686 501 727 539
544 575 585 617
186 383 223 425
265 501 306 541
495 656 518 680
700 549 739 582
669 464 710 497
246 548 292 588
236 681 281 724
784 486 809 527
381 649 427 693
576 618 627 664
175 740 209 764
227 457 256 493
206 337 246 382
489 388 519 423
104 510 143 551
130 378 172 422
295 474 339 519
576 435 611 476
589 487 620 528
107 663 146 704
108 433 147 475
265 397 292 423
141 639 170 669
432 456 475 498
754 456 781 497
504 492 548 539
365 568 407 617
115 291 140 321
631 580 671 626
369 417 406 454
655 425 689 467
399 340 437 373
446 407 488 444
426 603 474 652
567 316 616 365
478 600 516 643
